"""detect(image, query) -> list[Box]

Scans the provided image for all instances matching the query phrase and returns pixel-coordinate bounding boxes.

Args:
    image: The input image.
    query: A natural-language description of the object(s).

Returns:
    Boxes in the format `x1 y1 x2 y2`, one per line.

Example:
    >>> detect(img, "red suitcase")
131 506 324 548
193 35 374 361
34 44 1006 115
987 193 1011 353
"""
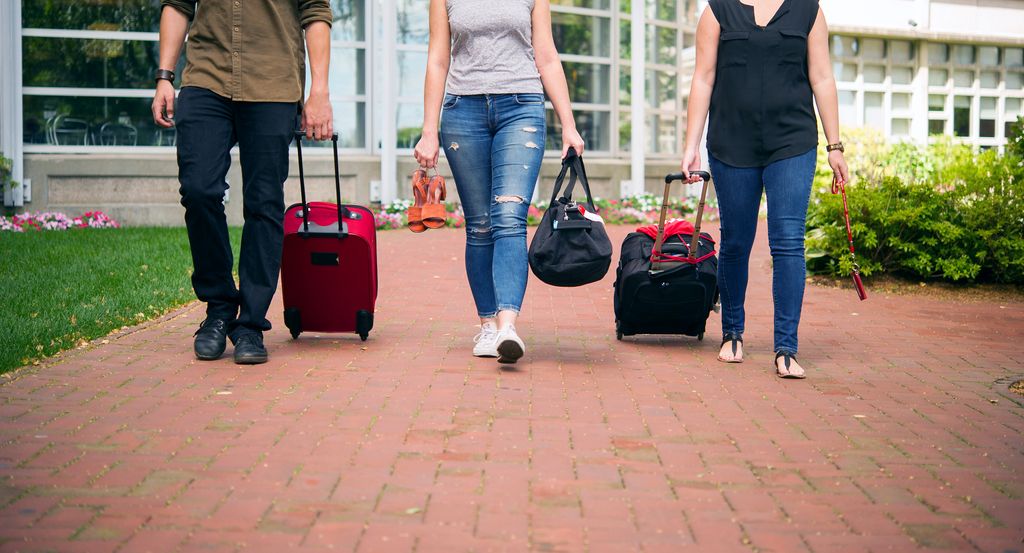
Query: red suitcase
281 131 378 340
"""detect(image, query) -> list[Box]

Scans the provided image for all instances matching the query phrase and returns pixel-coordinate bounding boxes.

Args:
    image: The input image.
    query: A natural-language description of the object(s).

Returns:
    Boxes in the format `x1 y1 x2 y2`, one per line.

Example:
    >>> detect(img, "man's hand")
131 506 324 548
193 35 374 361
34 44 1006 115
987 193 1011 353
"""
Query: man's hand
302 90 333 141
152 79 176 127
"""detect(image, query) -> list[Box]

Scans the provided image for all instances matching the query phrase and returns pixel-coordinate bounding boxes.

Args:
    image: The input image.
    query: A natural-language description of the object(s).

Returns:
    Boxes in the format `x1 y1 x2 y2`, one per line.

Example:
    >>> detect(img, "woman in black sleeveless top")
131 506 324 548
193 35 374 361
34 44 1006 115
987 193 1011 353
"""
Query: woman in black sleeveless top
681 0 849 379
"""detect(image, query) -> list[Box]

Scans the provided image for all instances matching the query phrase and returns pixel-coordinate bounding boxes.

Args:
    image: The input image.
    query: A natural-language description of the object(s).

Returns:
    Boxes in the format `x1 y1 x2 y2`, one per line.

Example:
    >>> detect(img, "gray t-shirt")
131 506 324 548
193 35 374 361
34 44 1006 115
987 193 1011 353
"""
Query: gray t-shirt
445 0 544 95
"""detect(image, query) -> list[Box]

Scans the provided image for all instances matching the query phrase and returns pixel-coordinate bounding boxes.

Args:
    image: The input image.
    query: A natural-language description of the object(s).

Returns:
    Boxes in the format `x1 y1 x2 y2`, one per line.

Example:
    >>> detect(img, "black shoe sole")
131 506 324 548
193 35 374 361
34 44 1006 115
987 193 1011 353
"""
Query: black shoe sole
496 340 523 364
234 354 268 365
195 351 224 361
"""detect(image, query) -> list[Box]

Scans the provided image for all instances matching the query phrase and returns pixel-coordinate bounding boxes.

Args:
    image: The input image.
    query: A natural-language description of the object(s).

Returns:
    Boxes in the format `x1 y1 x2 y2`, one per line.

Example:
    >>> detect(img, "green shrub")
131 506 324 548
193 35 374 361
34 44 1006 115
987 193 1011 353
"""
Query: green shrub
806 133 1024 284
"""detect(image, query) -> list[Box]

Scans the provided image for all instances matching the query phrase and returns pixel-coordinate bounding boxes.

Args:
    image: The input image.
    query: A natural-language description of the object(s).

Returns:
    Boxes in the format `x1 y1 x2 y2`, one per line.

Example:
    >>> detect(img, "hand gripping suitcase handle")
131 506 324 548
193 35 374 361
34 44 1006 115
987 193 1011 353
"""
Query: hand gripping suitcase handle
654 171 712 261
294 131 346 236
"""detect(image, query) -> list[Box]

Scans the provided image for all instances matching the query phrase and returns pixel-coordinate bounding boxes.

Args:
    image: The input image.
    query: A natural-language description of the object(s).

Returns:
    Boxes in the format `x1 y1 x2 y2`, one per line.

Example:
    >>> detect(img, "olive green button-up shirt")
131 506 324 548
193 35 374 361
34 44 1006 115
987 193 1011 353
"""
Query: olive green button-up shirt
161 0 333 102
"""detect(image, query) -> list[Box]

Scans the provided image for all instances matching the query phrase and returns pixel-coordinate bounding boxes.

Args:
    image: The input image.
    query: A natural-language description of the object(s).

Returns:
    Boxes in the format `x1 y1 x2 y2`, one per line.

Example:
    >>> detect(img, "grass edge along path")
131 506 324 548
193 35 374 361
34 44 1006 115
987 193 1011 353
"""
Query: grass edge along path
0 227 240 374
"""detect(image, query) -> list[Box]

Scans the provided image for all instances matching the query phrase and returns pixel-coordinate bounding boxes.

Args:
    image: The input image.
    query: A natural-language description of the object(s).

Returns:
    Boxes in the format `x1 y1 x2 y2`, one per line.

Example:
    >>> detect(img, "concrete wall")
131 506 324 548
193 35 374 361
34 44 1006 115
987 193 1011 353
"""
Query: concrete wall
23 153 688 227
821 0 1024 43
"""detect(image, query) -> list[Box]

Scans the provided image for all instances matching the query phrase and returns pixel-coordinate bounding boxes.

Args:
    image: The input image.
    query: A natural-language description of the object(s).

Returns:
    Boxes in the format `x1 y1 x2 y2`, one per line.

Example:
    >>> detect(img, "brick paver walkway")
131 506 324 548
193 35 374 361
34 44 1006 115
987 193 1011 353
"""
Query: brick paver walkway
2 223 1023 553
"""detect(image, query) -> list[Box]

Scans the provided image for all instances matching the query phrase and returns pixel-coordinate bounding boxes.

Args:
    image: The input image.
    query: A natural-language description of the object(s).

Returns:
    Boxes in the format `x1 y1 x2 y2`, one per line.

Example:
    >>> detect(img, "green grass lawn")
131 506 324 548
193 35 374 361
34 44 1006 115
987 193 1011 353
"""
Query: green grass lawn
0 228 240 374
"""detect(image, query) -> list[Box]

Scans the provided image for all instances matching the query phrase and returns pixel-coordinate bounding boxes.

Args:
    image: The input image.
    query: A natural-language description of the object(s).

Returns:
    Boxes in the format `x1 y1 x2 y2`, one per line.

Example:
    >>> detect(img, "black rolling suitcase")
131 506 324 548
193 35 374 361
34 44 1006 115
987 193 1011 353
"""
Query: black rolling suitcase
614 171 719 341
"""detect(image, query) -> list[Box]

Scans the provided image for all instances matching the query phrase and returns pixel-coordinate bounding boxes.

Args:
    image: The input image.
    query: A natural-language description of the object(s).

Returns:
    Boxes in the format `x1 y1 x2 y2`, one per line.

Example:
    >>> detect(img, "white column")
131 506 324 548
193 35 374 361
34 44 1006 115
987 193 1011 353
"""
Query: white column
1 0 24 208
630 0 646 195
378 0 398 204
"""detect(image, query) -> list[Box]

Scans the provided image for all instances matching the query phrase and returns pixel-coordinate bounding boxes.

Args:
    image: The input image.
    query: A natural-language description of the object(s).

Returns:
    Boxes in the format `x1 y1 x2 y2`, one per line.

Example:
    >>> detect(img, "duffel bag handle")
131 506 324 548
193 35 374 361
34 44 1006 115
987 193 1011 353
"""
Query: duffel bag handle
549 149 597 212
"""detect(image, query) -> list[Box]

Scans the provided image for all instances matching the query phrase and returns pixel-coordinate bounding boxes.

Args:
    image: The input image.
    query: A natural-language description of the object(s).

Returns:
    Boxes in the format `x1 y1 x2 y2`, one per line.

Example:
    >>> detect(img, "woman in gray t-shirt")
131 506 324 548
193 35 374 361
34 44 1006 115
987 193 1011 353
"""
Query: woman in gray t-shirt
414 0 584 364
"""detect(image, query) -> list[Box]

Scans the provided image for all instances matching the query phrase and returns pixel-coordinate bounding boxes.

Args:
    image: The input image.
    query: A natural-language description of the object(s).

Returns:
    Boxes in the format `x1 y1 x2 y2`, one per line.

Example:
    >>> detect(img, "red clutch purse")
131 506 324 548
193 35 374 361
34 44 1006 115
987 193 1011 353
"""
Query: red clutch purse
833 176 867 301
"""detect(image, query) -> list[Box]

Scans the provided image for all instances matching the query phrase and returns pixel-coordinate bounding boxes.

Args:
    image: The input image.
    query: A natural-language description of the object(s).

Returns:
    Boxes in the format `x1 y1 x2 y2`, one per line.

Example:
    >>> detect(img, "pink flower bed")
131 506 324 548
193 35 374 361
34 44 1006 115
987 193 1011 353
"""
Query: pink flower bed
0 211 120 233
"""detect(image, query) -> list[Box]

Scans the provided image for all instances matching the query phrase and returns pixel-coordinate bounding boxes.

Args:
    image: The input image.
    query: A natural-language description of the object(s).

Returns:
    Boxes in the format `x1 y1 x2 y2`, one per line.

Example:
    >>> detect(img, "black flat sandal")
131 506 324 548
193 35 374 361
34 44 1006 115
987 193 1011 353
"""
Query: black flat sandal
774 352 806 379
718 333 743 363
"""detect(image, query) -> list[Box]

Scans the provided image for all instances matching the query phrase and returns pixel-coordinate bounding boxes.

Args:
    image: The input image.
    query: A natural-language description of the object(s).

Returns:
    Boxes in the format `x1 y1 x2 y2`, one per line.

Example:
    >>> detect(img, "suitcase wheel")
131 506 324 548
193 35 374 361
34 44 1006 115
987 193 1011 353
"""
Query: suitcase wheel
356 310 373 342
284 308 302 340
615 321 624 341
698 333 704 341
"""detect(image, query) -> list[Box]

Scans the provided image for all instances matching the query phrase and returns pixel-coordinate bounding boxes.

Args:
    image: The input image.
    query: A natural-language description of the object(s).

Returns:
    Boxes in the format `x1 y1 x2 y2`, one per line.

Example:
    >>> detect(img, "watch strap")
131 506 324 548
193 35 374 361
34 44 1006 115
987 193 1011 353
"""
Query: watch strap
155 69 175 83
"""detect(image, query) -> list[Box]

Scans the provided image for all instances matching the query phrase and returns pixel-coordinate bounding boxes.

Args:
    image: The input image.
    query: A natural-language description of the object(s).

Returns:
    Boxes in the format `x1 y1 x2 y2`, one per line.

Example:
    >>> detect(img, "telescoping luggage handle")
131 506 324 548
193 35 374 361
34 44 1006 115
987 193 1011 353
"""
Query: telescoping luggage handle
652 171 713 270
294 130 348 238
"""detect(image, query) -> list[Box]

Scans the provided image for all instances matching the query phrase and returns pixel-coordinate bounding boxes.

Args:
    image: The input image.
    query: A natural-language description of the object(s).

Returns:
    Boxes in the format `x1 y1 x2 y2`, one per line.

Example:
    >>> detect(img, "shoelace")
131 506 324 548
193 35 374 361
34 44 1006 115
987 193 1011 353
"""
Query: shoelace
236 333 263 348
473 326 498 344
194 319 224 337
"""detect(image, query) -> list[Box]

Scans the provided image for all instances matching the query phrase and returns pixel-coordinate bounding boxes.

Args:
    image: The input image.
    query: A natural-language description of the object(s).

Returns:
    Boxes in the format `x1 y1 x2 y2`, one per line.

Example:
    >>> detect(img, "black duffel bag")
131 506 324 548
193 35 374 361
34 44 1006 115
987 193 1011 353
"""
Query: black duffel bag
528 150 612 287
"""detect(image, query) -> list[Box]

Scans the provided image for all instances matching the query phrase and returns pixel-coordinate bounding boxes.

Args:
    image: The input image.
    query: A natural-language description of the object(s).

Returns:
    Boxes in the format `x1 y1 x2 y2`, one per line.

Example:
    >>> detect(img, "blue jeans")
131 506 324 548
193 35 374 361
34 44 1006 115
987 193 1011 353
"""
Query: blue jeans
708 148 816 355
440 93 546 317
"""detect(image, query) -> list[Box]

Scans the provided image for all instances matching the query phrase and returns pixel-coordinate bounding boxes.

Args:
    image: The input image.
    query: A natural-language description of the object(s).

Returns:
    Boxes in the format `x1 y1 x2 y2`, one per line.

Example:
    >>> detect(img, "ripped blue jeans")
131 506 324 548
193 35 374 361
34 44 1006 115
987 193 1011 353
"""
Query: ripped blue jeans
440 93 546 317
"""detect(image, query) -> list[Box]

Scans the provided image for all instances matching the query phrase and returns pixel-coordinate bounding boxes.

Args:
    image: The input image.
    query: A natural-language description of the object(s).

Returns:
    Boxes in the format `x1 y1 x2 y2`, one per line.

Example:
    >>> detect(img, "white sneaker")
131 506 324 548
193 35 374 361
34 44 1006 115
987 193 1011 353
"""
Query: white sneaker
495 325 525 364
473 323 499 357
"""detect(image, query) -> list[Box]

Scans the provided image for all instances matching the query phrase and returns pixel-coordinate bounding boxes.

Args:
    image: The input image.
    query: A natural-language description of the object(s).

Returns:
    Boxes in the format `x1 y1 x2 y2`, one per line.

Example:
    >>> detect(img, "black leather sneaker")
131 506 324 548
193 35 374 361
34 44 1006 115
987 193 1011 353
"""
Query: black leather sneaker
193 318 228 360
232 332 268 365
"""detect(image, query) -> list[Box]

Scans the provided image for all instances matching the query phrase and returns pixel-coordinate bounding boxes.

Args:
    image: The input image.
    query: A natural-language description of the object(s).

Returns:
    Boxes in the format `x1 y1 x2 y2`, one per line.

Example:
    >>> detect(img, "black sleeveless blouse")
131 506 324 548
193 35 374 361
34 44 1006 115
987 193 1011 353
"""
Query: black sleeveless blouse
707 0 820 168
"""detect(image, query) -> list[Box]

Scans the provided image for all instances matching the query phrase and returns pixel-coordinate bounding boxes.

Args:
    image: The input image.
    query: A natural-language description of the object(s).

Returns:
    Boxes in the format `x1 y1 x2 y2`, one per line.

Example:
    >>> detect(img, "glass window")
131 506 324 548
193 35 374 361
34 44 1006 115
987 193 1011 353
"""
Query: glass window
834 63 857 82
332 0 367 41
646 70 677 109
1007 71 1024 90
24 95 168 146
395 51 426 100
396 103 423 148
649 25 677 65
980 71 1000 89
648 113 677 154
954 45 976 65
564 62 612 104
929 119 946 135
396 0 429 44
953 96 971 136
1007 98 1023 136
864 92 884 130
333 102 367 148
547 109 610 152
861 39 886 60
892 93 911 111
551 12 611 57
890 41 915 63
979 47 1000 66
863 65 886 84
552 0 612 8
891 67 913 85
838 90 857 127
980 97 997 138
954 70 974 88
23 37 185 89
892 119 911 137
22 0 161 32
928 43 949 64
929 94 946 112
929 68 948 87
330 48 368 97
831 36 858 57
1006 48 1024 68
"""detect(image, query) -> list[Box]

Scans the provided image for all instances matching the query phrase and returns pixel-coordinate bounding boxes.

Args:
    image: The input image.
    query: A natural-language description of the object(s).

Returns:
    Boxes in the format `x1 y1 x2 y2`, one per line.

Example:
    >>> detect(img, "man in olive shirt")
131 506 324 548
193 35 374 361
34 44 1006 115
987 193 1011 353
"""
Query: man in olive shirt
152 0 333 364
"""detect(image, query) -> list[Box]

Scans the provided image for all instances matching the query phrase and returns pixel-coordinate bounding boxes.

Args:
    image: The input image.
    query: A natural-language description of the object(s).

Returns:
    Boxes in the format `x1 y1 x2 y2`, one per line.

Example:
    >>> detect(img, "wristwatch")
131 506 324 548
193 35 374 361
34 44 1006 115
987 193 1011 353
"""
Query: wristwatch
826 142 845 153
154 69 175 83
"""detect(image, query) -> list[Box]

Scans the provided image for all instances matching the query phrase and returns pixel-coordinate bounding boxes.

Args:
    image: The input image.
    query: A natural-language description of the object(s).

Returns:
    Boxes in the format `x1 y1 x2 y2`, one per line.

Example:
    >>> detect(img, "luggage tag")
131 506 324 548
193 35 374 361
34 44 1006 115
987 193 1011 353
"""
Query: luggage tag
578 205 604 224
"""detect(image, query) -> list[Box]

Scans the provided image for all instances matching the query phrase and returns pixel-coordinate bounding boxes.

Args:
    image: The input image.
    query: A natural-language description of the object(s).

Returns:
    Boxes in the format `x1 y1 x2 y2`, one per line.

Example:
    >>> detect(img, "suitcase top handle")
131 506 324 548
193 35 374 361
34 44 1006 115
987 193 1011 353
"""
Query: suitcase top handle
294 131 348 239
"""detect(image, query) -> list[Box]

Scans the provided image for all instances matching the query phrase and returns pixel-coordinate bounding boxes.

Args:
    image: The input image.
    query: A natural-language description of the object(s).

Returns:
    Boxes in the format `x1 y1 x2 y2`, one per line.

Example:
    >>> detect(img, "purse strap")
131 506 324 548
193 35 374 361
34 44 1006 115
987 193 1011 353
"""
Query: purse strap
832 176 866 301
549 150 597 211
831 177 858 267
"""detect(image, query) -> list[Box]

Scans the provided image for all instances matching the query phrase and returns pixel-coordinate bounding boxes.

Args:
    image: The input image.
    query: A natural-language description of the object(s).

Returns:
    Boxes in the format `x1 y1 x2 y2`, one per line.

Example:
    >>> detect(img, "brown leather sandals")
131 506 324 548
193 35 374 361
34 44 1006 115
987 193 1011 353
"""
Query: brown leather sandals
408 168 447 232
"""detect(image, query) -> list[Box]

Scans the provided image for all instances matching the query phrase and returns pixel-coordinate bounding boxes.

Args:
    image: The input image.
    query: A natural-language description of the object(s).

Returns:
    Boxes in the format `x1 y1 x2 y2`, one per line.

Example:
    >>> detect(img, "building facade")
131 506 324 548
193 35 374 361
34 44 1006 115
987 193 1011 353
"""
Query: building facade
1 0 1022 224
